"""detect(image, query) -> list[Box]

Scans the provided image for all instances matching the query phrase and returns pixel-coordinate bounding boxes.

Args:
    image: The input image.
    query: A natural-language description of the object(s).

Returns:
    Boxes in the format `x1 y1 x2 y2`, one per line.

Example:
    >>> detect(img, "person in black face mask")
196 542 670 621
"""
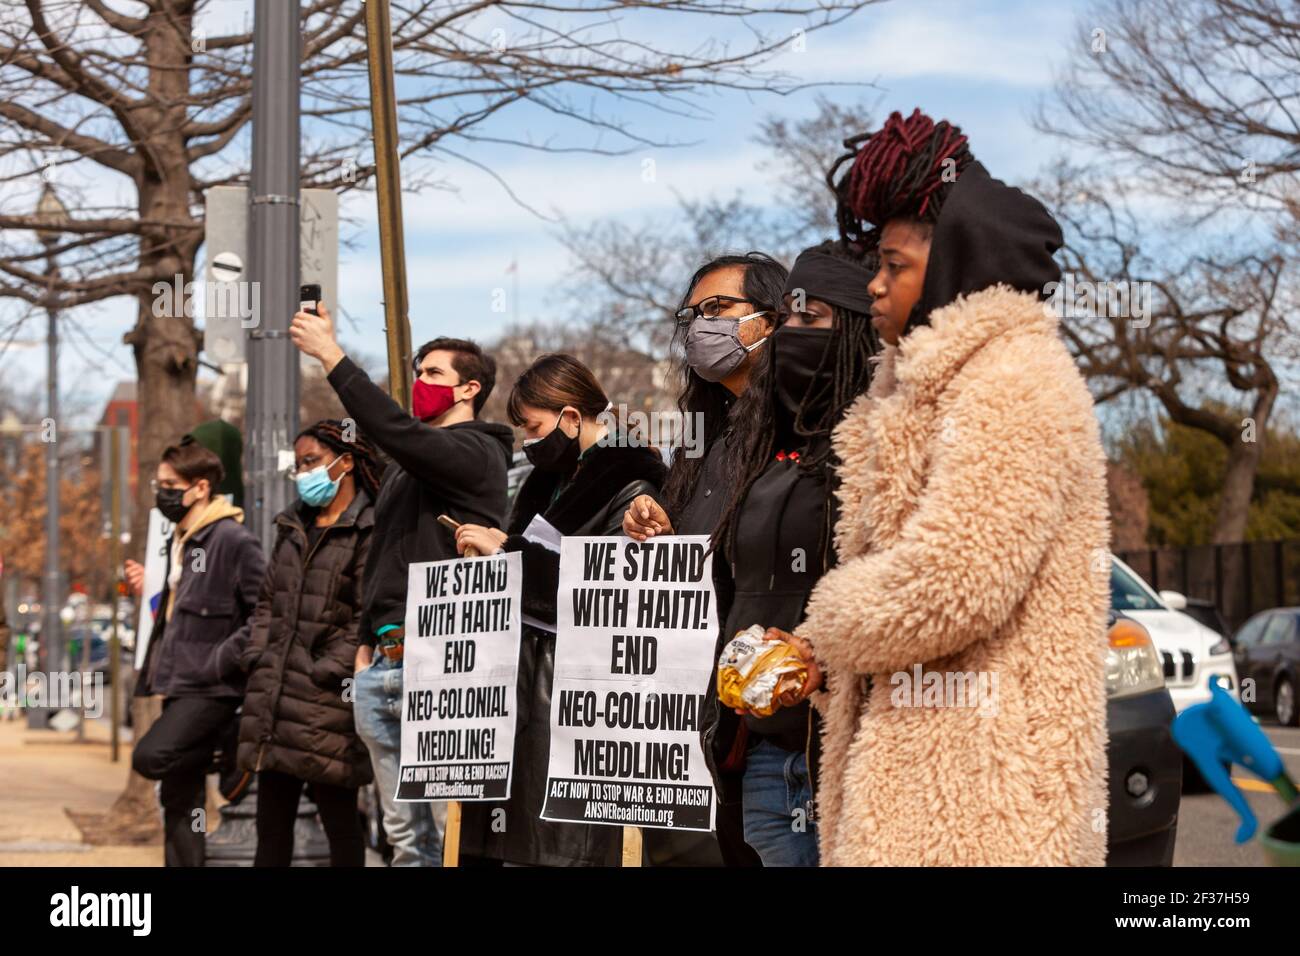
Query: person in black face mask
453 353 666 867
128 437 266 867
702 239 880 867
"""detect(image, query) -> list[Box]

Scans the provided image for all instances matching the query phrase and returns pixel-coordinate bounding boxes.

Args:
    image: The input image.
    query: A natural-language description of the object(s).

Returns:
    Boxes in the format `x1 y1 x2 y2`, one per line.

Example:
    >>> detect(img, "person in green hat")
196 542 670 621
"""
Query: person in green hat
187 419 245 508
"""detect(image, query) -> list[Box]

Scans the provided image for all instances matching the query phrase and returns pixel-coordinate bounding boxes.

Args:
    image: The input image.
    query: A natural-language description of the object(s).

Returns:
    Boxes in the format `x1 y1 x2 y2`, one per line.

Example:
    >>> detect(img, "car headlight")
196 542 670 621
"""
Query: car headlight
1209 638 1230 656
1106 619 1166 699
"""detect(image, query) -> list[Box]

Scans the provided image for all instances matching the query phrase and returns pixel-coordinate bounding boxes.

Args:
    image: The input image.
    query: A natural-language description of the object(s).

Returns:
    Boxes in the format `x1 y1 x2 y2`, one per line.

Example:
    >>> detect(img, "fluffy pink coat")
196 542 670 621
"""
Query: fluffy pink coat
798 284 1111 866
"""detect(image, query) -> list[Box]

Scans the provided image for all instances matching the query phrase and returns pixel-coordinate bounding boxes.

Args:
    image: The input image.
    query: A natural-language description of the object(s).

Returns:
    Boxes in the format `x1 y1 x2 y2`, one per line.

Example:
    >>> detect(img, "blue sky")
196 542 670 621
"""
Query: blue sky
2 0 1097 425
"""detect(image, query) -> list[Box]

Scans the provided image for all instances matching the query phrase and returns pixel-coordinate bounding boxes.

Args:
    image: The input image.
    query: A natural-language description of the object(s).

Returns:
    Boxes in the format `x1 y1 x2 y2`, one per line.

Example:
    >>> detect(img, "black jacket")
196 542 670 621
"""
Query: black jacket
136 514 265 700
672 427 732 538
326 356 514 642
643 428 743 866
236 492 375 789
701 433 834 806
460 440 666 866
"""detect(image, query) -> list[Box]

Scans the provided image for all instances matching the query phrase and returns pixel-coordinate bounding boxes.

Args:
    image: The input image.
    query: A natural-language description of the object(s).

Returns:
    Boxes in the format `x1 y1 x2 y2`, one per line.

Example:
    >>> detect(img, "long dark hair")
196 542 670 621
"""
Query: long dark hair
711 239 880 569
296 419 385 500
660 252 788 518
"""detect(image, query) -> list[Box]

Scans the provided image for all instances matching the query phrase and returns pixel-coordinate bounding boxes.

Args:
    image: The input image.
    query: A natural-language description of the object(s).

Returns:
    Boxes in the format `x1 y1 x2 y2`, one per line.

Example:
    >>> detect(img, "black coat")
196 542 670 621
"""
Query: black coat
136 513 265 700
701 434 834 805
460 440 667 866
236 492 375 789
326 356 514 643
643 430 739 866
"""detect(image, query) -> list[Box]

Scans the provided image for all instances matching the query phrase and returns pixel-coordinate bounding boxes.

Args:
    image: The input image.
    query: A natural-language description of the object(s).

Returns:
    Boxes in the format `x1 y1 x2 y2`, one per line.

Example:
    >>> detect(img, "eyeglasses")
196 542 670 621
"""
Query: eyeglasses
283 453 340 481
149 478 191 494
675 295 756 325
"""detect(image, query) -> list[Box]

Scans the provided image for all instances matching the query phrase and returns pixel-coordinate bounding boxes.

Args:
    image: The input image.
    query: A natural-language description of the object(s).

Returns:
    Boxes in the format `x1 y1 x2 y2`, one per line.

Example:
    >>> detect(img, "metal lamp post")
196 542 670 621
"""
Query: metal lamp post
29 184 68 729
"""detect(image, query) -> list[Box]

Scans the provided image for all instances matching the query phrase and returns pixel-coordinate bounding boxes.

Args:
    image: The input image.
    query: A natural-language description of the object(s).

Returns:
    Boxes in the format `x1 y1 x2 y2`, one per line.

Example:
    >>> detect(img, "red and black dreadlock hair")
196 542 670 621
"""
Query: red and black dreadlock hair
296 419 385 500
829 108 974 251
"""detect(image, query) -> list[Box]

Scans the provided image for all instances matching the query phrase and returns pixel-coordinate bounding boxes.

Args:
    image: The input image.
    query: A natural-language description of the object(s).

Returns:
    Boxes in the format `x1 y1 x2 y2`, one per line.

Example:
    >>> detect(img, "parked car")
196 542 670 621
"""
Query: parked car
66 627 110 681
1105 610 1181 866
1231 608 1300 726
1110 557 1238 713
1110 556 1240 794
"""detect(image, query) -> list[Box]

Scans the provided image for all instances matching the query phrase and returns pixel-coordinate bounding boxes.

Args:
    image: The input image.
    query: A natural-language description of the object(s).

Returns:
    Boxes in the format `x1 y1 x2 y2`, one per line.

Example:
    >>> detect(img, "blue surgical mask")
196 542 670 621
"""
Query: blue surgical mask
295 455 343 507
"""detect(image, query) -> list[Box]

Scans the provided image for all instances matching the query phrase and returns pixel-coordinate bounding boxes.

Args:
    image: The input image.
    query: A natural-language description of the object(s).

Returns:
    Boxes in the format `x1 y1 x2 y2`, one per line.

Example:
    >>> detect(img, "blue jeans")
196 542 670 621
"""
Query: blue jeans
353 656 445 866
741 739 820 867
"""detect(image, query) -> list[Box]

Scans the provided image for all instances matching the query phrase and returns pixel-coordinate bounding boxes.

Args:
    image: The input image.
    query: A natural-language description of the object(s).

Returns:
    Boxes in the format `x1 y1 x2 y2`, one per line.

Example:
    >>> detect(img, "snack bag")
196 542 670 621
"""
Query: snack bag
717 624 808 717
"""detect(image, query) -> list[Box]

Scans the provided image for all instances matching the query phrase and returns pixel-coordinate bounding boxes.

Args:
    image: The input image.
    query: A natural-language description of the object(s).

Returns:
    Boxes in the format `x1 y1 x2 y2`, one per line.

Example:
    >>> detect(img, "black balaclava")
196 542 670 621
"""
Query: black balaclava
906 161 1064 334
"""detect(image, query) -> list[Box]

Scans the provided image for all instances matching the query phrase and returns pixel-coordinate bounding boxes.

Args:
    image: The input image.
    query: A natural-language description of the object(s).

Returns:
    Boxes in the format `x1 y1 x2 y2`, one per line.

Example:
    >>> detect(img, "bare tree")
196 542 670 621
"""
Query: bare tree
0 0 883 851
1038 164 1296 544
557 96 877 347
1036 0 1300 227
0 0 883 548
483 319 674 441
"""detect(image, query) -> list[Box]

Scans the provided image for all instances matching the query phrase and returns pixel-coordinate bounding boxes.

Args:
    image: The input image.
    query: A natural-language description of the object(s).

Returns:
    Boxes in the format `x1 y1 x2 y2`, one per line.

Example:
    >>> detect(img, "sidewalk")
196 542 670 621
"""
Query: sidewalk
0 714 160 866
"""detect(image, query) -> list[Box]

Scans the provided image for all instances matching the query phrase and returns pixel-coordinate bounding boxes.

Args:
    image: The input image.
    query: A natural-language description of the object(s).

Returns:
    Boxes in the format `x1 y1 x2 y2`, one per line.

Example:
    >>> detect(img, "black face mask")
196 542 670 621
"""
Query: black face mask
523 410 582 475
155 485 193 524
772 325 837 421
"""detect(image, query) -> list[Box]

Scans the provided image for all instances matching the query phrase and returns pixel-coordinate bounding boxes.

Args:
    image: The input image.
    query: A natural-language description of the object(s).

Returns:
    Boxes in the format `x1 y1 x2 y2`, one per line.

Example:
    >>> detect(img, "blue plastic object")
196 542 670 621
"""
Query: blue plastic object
1171 677 1288 843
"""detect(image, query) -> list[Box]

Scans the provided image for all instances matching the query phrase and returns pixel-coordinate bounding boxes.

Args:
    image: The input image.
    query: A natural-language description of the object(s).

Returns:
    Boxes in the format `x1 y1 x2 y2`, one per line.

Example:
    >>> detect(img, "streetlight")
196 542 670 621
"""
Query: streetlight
30 183 68 729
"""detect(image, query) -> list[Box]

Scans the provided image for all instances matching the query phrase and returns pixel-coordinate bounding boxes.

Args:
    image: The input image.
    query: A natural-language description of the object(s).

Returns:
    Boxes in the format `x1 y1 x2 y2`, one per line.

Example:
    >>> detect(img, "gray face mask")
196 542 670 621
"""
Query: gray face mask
684 311 770 382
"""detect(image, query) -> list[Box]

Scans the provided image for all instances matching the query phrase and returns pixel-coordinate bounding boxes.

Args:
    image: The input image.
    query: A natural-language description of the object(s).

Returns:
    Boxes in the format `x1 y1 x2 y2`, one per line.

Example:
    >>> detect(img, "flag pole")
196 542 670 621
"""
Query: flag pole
364 0 413 407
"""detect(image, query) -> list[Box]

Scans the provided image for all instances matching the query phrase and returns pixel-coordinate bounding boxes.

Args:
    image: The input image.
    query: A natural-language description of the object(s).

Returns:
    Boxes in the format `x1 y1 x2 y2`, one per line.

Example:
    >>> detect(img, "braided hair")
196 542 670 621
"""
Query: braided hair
296 419 385 500
829 108 974 252
710 239 880 571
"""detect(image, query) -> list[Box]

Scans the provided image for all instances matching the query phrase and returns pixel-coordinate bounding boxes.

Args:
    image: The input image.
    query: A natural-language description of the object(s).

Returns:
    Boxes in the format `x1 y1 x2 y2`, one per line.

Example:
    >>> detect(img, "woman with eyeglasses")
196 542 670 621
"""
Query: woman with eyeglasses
454 353 667 867
621 251 787 867
233 419 386 867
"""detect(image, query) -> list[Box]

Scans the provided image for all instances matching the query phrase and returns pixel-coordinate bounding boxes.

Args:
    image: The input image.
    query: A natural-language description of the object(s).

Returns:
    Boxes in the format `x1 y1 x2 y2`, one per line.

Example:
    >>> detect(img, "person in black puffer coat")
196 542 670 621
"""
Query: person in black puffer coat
453 354 667 866
235 420 385 867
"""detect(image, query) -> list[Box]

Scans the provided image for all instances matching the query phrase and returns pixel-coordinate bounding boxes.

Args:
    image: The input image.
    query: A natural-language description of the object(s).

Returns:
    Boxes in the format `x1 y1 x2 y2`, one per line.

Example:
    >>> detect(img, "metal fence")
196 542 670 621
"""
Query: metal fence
1117 539 1300 635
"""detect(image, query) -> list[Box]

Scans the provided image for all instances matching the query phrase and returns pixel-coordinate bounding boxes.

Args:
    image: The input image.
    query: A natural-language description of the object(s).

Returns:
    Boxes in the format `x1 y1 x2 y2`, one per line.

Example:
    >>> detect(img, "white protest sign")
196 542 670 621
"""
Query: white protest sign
542 535 717 832
396 551 522 802
133 508 175 669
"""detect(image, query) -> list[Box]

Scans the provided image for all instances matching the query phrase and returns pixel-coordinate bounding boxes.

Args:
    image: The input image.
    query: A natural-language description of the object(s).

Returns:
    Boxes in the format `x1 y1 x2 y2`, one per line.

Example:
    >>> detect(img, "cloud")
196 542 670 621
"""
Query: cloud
774 0 1077 87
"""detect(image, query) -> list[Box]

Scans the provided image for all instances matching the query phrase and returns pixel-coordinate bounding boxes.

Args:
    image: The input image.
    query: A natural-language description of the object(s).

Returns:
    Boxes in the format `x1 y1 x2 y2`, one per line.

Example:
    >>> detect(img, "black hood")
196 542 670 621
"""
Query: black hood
908 161 1063 333
448 418 515 465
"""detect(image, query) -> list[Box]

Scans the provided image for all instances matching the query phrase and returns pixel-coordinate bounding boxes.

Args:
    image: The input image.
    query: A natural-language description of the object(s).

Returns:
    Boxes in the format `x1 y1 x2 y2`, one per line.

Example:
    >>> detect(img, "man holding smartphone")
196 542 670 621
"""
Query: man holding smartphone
290 298 513 866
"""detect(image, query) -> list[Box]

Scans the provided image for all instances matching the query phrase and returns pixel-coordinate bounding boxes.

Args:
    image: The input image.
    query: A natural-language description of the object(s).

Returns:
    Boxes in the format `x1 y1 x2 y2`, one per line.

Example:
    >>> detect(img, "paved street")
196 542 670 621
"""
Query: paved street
1 706 1295 866
0 714 157 866
1172 721 1300 867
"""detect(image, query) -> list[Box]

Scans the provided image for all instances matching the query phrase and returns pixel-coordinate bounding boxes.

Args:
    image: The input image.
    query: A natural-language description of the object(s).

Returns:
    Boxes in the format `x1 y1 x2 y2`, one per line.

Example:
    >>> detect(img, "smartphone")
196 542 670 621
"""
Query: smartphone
300 283 322 316
439 513 481 557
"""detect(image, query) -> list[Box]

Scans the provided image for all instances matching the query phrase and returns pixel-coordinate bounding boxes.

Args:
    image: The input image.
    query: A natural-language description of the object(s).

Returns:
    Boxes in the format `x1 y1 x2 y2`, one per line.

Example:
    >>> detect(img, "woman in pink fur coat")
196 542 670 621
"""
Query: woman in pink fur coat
781 110 1111 866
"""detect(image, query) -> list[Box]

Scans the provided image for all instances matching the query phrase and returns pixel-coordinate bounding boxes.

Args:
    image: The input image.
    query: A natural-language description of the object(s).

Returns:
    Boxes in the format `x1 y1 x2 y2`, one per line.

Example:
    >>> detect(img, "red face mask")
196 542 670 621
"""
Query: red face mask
412 379 458 421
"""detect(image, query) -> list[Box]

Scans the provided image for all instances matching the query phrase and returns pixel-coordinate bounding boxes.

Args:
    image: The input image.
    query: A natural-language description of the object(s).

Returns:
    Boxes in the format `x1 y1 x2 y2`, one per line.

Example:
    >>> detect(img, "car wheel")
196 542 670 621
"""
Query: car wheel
1276 677 1298 727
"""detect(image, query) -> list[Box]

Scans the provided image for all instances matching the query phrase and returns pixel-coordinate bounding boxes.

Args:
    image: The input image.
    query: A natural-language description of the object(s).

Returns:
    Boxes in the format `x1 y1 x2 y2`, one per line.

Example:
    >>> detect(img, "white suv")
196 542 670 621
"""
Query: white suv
1110 556 1238 713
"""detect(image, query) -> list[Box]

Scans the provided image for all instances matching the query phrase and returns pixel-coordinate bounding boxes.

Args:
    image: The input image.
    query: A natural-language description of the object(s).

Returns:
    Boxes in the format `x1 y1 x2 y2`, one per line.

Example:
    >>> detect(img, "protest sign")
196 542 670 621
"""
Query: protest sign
542 535 717 832
133 508 174 669
396 551 522 802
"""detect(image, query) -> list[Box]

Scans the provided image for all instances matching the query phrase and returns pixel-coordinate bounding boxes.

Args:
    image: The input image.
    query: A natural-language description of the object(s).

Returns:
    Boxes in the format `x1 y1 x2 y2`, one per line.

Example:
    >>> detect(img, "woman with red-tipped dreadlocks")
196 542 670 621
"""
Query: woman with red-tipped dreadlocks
775 109 1110 865
233 419 386 867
